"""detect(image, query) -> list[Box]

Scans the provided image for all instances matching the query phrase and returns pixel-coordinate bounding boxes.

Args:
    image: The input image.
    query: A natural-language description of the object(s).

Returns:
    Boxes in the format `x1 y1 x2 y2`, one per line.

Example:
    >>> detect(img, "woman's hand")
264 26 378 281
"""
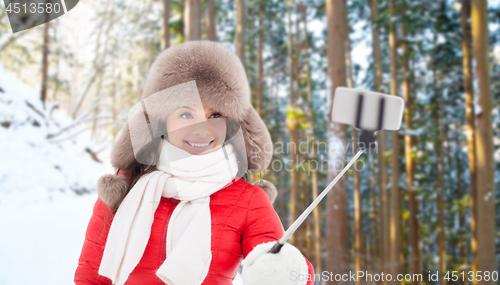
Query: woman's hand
242 241 309 285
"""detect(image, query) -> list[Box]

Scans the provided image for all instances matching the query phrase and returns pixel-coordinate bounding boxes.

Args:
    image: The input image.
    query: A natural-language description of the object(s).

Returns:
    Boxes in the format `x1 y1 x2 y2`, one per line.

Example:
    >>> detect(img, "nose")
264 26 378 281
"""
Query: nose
193 120 212 138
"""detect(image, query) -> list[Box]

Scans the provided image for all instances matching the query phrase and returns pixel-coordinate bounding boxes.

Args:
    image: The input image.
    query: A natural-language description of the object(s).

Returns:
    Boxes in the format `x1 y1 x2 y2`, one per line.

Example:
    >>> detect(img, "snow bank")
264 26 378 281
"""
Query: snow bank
0 65 112 284
0 65 112 203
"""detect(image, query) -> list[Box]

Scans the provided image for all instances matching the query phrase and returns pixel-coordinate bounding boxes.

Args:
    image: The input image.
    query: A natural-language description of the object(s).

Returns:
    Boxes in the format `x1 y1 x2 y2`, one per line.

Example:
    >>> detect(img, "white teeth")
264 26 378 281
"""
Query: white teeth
186 141 212 147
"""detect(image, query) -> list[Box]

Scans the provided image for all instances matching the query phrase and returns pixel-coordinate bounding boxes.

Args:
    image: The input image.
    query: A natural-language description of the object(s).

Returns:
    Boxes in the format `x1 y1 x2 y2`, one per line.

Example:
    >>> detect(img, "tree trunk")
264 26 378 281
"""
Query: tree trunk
389 1 400 284
112 68 121 141
235 0 245 64
353 126 365 284
400 2 418 284
235 0 252 190
41 21 50 108
371 0 389 281
436 80 446 285
298 3 322 274
256 1 264 117
179 1 185 43
51 19 60 102
461 0 478 278
184 0 201 41
326 1 349 284
294 2 308 252
206 0 216 41
455 130 469 285
162 0 170 49
286 0 299 246
310 141 322 274
369 155 378 275
345 18 364 283
369 1 383 281
461 0 478 279
471 1 497 283
247 4 256 109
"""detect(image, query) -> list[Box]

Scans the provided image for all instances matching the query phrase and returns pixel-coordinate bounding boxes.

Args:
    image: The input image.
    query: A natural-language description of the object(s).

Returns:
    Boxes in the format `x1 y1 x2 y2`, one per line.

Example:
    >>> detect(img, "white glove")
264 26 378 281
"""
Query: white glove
242 241 309 285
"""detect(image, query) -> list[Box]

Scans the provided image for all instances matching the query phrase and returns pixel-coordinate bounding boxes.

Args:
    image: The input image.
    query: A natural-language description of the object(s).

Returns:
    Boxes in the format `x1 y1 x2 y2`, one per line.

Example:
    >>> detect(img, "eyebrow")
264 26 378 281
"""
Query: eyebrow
177 106 215 111
177 106 194 111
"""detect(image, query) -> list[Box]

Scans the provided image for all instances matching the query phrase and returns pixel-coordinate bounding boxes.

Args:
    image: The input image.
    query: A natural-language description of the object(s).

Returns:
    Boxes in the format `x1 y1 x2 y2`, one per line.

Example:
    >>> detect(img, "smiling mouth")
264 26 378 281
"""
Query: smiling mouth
185 140 214 148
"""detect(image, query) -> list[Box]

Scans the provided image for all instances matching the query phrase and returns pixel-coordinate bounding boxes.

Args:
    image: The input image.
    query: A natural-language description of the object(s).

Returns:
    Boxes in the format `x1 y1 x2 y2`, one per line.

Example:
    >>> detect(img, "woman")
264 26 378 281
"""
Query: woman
74 41 315 285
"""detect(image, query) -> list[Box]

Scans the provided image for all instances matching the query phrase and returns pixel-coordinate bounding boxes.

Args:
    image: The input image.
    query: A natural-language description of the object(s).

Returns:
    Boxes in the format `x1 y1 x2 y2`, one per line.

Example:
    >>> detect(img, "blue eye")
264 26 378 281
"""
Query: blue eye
180 112 193 119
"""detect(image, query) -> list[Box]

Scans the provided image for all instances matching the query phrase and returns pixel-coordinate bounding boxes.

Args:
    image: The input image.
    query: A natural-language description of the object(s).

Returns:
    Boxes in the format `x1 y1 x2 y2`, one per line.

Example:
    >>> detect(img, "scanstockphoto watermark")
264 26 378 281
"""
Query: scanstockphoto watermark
290 270 500 283
290 271 424 283
248 137 379 175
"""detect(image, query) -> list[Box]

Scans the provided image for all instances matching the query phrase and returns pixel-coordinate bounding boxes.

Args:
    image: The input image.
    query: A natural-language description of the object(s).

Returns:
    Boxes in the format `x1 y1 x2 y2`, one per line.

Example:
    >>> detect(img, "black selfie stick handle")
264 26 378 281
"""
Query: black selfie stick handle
269 242 284 254
356 94 385 149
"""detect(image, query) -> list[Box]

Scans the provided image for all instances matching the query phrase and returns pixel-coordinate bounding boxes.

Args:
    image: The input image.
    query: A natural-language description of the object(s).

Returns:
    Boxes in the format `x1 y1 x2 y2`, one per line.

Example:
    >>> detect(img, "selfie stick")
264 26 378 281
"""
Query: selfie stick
269 148 366 253
269 88 403 254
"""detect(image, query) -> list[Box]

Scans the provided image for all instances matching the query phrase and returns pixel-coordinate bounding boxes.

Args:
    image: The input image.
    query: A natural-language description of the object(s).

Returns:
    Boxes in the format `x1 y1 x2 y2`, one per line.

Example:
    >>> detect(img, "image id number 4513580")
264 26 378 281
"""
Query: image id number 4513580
440 271 498 282
6 2 63 14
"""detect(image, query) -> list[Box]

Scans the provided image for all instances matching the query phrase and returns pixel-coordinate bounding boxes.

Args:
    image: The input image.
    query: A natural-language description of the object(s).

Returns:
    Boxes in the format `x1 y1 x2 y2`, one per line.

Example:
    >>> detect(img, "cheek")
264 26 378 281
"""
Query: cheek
213 121 226 140
166 120 191 141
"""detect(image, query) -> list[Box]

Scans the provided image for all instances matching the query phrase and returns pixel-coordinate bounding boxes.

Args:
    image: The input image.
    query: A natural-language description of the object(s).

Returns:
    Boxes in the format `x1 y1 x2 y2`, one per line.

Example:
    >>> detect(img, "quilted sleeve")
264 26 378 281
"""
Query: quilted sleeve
74 198 113 285
241 185 315 284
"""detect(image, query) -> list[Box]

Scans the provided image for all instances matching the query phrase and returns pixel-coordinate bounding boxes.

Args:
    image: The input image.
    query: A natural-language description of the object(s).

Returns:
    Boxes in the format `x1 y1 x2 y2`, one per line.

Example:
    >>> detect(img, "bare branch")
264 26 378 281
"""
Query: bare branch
47 115 113 139
0 31 28 52
71 63 108 118
47 121 115 143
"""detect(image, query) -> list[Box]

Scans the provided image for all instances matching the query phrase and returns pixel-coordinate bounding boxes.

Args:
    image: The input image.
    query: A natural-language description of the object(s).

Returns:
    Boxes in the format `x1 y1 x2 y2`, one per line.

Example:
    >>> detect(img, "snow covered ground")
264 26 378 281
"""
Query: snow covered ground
0 191 98 284
0 64 111 284
0 65 244 284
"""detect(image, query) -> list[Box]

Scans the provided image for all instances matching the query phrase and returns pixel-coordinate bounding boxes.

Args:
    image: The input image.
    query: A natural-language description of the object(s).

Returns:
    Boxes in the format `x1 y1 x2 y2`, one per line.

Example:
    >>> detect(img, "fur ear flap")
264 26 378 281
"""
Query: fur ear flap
240 107 273 173
96 174 130 208
252 179 277 204
110 123 137 171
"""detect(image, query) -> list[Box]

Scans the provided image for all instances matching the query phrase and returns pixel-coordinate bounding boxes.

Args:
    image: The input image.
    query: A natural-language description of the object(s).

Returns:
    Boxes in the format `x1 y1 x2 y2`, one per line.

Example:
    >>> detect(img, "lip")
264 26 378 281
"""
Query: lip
184 140 215 153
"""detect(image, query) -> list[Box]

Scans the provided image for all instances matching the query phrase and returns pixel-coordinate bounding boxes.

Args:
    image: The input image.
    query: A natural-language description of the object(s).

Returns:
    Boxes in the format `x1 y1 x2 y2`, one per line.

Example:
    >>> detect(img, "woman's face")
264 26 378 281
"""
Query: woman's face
165 104 226 155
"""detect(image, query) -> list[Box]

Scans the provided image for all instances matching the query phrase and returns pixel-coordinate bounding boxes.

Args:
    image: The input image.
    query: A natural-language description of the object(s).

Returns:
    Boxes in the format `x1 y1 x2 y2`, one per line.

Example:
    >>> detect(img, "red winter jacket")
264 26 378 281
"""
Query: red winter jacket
75 175 315 285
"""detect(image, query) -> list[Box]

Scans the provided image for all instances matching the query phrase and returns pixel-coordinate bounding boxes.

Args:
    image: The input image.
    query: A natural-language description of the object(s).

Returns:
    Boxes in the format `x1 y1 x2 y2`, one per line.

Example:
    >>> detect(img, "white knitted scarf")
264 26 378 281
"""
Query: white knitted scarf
98 138 239 285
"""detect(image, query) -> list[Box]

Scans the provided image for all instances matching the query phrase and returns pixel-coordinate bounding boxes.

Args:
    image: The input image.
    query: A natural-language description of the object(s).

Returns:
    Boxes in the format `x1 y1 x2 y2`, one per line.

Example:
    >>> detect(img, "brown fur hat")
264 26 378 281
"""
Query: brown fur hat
97 41 276 207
